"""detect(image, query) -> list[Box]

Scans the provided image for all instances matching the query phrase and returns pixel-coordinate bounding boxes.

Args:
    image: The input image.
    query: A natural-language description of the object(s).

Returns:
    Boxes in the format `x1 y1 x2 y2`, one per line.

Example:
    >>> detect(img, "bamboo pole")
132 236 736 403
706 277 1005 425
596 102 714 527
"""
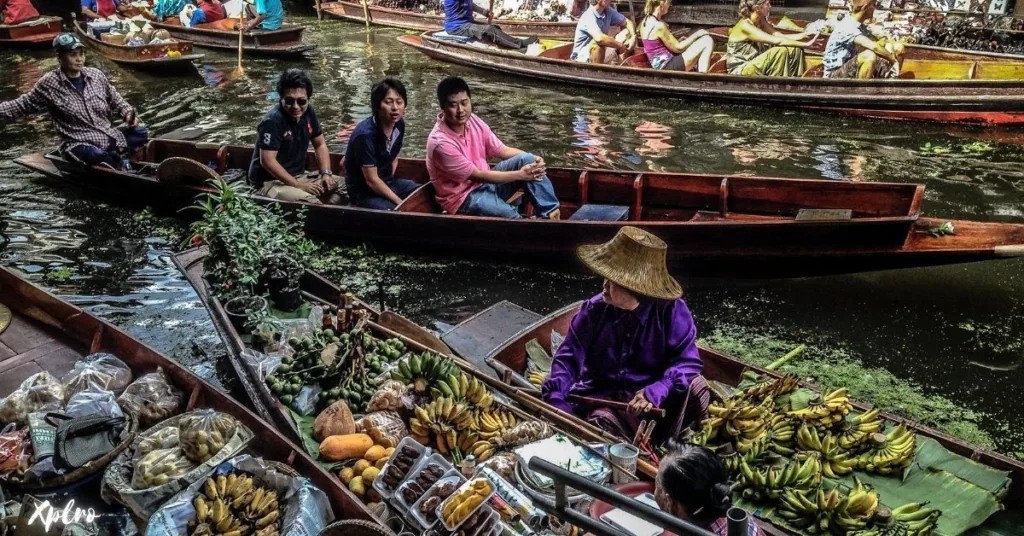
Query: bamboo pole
766 344 806 371
232 12 244 76
361 0 371 30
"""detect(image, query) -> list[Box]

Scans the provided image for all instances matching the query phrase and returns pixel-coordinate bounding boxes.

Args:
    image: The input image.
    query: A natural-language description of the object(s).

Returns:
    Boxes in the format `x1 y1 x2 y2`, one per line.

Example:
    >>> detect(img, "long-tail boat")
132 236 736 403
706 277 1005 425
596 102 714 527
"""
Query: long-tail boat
398 33 1024 125
319 0 577 38
0 265 378 522
481 301 1024 535
0 16 62 45
73 20 204 73
14 138 1024 278
148 20 314 57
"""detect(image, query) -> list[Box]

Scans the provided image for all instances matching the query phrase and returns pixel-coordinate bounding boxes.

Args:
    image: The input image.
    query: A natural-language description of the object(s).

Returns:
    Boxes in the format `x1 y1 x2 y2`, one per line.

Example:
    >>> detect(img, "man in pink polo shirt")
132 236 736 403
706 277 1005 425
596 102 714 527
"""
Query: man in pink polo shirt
426 77 561 219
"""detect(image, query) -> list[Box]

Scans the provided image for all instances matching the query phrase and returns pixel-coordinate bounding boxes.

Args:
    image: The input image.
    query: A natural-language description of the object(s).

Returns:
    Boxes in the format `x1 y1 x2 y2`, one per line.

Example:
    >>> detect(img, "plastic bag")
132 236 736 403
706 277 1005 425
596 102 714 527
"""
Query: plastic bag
359 411 407 449
367 380 406 413
63 353 133 400
118 368 184 427
0 372 64 425
293 384 321 416
135 426 180 462
0 425 31 477
177 410 237 464
66 386 125 420
131 447 196 489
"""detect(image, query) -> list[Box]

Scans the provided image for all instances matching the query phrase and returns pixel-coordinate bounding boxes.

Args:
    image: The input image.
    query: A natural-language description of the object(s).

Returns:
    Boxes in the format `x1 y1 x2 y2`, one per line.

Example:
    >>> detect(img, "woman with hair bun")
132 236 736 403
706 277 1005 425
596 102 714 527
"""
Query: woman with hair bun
725 0 821 77
638 0 715 72
654 443 765 536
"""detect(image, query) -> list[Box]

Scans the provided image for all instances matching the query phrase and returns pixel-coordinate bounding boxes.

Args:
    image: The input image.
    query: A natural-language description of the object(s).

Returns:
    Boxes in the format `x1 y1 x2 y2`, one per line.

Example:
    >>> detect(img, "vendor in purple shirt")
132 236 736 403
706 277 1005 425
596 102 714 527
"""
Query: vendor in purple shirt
542 226 705 443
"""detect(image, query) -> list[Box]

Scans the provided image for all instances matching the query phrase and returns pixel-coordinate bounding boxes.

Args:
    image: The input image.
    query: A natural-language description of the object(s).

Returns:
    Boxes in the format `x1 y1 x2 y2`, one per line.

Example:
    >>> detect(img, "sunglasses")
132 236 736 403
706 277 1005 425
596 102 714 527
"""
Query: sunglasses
282 97 308 107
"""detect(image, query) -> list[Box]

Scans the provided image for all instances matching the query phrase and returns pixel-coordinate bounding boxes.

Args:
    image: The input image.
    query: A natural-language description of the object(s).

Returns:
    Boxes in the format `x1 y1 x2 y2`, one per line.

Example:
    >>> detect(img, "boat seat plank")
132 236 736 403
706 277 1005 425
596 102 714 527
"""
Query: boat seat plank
0 340 14 360
442 301 542 378
568 204 629 221
0 311 84 396
0 314 54 354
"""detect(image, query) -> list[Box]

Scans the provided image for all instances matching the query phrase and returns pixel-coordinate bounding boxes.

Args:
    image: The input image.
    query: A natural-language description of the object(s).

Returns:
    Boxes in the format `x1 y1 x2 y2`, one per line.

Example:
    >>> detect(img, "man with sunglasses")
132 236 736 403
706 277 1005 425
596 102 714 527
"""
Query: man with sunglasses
0 34 147 170
249 69 339 205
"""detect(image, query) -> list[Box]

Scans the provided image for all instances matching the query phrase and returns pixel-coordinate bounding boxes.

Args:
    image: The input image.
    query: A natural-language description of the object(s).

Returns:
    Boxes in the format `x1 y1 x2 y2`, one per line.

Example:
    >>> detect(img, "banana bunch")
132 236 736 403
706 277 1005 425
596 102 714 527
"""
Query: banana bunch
764 414 796 456
721 437 768 473
738 373 800 402
857 425 916 475
786 388 852 428
688 419 719 447
193 473 279 536
708 398 771 440
836 408 884 451
410 397 475 454
467 439 496 462
833 477 879 532
432 372 494 410
736 456 819 501
777 488 841 533
391 352 459 394
527 370 547 387
891 503 941 535
795 424 856 478
477 408 517 440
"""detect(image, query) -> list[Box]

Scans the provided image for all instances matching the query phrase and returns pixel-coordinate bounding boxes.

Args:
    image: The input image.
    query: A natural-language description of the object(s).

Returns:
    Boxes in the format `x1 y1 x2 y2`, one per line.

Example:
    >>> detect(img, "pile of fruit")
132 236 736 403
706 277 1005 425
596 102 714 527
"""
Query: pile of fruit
691 373 940 536
439 478 494 529
191 473 280 536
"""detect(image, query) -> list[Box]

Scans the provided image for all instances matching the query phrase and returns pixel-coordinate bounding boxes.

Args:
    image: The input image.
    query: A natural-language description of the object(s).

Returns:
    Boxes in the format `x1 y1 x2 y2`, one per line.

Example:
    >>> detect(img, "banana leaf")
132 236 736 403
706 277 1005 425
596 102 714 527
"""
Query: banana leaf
288 408 346 471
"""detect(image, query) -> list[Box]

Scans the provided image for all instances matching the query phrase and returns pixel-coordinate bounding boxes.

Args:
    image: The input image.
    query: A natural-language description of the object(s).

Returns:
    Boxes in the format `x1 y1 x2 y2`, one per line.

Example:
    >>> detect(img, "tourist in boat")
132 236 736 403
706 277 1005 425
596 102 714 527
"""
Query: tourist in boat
144 0 190 21
344 78 420 211
656 443 766 536
441 0 537 50
239 0 284 31
541 226 708 443
0 0 39 25
426 77 560 219
0 34 148 170
570 0 636 64
822 0 903 79
639 0 714 72
81 0 131 21
187 0 226 25
248 69 340 205
725 0 821 76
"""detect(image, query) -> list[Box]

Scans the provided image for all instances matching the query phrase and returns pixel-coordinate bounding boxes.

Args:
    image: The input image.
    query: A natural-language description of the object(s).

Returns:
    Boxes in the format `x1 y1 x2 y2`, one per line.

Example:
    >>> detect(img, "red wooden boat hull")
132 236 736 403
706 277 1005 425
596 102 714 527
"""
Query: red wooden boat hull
74 20 203 72
149 21 314 57
0 16 62 45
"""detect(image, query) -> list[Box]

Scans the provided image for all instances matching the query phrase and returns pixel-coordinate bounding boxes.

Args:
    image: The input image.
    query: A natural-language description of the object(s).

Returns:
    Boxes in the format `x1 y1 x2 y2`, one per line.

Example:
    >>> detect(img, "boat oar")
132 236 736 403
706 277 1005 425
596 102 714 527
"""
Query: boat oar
766 344 806 371
232 12 245 77
361 0 371 30
488 0 493 24
315 0 323 20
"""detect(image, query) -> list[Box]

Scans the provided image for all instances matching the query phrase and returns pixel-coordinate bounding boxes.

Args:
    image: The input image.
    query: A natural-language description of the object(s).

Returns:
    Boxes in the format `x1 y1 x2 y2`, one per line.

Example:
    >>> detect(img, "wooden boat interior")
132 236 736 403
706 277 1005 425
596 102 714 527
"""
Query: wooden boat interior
73 20 196 58
143 139 925 225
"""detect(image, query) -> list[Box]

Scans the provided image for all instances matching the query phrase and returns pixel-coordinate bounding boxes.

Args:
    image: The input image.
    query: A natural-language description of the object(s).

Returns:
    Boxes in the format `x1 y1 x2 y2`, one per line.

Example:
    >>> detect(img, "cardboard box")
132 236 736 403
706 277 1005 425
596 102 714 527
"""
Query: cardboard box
100 32 126 45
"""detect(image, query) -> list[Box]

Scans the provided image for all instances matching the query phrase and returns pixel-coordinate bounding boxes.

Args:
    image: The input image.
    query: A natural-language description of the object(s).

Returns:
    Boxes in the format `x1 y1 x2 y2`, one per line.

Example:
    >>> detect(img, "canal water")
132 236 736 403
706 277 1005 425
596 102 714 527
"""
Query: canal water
1 15 1022 456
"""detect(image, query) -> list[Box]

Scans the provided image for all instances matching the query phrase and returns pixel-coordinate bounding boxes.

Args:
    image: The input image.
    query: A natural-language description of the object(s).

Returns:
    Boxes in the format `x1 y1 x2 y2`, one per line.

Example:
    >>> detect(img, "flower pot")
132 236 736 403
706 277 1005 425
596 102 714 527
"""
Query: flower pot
224 295 268 333
270 285 303 312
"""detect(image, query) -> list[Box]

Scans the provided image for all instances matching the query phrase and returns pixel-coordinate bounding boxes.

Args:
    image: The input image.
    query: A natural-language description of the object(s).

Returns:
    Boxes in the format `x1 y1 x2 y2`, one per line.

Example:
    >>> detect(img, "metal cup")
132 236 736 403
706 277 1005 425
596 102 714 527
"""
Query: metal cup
609 442 640 484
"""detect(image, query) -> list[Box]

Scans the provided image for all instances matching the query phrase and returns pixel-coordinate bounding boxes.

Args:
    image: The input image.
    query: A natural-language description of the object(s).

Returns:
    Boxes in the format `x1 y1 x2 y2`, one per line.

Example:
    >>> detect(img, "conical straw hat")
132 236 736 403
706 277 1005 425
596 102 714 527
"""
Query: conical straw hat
576 226 683 300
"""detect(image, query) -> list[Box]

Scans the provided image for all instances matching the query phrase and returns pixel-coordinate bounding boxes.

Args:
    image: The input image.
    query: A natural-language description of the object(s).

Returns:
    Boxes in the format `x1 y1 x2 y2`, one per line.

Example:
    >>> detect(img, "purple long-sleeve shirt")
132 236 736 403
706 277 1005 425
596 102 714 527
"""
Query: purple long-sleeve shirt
541 294 703 413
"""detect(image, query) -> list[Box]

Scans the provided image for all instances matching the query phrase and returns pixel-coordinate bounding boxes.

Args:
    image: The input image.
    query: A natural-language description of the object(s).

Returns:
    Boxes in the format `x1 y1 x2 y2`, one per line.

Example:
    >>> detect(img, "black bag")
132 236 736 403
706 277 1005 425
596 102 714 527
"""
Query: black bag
46 413 126 471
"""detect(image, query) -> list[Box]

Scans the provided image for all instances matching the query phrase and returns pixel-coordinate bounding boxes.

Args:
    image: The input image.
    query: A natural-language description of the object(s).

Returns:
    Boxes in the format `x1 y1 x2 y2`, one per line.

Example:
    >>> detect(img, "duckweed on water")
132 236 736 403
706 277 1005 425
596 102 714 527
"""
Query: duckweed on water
699 329 998 451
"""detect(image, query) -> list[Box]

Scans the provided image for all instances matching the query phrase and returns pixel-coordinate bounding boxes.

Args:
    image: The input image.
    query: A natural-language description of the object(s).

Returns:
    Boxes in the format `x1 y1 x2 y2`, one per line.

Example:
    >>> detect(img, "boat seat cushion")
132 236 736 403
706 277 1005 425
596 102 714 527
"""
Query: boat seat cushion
569 204 629 221
431 31 473 44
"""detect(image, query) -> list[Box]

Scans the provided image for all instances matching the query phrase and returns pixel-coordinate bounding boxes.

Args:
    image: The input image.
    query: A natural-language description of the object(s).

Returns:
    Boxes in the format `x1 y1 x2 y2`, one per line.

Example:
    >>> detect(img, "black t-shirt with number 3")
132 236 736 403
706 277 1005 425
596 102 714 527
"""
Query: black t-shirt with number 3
248 104 323 188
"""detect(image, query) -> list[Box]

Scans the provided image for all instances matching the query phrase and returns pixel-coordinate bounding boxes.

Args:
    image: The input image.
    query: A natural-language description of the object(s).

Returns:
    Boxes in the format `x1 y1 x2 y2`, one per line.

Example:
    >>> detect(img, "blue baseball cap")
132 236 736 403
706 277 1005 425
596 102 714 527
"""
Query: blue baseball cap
53 33 85 53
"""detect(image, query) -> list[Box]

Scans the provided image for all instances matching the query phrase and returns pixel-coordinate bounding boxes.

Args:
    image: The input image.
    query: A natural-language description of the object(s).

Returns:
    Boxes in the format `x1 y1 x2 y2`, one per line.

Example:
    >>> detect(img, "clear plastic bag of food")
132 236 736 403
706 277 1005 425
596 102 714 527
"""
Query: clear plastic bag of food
177 410 237 464
131 446 196 489
66 386 125 420
0 371 65 425
135 426 180 463
118 368 184 427
63 353 133 399
0 424 32 477
367 380 406 413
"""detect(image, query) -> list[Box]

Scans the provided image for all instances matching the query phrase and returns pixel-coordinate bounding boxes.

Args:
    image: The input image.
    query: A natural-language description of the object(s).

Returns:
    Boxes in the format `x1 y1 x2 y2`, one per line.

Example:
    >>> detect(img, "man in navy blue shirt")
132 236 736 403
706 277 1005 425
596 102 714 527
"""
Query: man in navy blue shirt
344 78 420 210
443 0 537 50
249 69 340 204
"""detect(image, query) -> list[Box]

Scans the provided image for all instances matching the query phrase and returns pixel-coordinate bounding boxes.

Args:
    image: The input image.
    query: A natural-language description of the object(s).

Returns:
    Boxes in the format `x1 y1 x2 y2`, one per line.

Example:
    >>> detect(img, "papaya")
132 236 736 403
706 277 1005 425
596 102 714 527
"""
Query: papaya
319 433 374 461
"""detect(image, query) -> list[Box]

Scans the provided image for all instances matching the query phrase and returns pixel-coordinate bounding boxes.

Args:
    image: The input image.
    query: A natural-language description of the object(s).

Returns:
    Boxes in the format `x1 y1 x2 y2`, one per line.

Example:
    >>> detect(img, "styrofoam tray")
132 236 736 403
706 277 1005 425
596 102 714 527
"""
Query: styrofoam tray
372 436 429 500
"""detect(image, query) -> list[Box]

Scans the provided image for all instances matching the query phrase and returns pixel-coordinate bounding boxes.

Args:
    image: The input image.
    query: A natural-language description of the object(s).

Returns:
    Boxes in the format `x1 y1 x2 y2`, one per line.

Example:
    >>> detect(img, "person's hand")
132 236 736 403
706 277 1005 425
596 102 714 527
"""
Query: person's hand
628 390 654 416
126 111 139 128
519 161 545 181
319 176 337 191
298 181 324 196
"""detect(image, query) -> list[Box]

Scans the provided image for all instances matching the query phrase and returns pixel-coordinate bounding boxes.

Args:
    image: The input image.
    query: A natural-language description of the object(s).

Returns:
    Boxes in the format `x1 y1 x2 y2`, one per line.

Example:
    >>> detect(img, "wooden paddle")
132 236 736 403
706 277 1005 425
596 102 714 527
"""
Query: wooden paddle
361 0 371 30
233 12 245 77
378 310 452 355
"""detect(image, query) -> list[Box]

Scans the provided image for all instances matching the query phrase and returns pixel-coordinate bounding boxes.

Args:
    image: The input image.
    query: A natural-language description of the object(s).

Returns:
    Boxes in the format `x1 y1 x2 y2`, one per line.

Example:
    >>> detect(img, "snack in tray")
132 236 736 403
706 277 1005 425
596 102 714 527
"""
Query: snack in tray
179 411 238 463
441 478 494 528
458 508 490 535
192 472 281 536
379 443 421 491
420 496 443 522
435 479 459 498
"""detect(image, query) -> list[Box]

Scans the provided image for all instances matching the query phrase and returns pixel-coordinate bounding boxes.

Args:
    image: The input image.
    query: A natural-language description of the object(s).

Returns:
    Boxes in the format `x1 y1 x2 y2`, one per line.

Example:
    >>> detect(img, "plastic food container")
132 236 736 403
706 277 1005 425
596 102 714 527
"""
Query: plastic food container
409 471 465 530
436 477 497 532
468 509 499 536
393 453 454 513
373 436 429 500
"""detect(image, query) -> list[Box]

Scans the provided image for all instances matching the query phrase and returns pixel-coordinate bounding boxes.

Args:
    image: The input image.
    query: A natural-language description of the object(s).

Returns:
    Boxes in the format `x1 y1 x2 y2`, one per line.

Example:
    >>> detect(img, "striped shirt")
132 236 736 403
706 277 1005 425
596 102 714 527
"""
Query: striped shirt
0 67 135 154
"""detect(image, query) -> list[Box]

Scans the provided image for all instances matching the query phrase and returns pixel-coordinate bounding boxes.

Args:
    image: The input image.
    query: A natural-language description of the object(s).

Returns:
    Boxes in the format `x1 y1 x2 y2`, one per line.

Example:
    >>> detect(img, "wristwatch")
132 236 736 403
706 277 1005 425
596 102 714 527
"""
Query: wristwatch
319 169 333 177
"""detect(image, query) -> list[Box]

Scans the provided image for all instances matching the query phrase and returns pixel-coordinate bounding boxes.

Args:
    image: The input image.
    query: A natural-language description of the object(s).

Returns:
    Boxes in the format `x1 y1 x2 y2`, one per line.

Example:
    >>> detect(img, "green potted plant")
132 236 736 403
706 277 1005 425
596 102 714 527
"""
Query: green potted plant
225 294 269 333
262 254 303 312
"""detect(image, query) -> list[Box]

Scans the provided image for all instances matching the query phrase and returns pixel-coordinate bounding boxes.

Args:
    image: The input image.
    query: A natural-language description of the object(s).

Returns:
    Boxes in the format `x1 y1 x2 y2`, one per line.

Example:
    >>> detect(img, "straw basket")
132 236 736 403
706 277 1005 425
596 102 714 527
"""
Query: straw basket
318 520 395 536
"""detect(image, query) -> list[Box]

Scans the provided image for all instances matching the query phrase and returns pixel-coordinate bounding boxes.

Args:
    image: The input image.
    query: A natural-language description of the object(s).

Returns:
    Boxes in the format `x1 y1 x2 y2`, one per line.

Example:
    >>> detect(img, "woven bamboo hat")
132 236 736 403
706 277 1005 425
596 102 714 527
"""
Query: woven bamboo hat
156 157 218 186
576 226 683 300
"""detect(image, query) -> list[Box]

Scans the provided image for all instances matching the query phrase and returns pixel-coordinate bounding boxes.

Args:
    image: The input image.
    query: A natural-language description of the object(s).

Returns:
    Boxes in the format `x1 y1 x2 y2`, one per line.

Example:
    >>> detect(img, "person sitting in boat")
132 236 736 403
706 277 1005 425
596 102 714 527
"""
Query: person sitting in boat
656 443 766 536
344 78 420 211
248 69 341 205
0 0 40 25
426 76 560 219
725 0 821 76
570 0 636 64
186 0 226 25
640 0 714 72
0 34 148 170
441 0 537 51
541 226 707 444
822 0 903 79
144 0 190 21
239 0 283 31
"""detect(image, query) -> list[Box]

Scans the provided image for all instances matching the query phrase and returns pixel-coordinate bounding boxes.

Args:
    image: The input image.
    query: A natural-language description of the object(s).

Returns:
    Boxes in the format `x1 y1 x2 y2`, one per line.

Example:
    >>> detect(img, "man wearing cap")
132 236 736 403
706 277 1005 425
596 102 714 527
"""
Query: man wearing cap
0 34 147 170
541 226 706 443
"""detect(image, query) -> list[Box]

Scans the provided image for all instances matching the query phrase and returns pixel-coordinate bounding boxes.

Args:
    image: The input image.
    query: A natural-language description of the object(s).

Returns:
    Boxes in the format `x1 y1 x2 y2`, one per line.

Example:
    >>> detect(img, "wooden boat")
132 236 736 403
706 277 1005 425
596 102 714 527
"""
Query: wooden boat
0 265 377 522
319 0 577 38
0 16 62 45
149 20 315 57
73 20 204 72
399 33 1024 125
483 301 1024 532
14 138 1024 278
